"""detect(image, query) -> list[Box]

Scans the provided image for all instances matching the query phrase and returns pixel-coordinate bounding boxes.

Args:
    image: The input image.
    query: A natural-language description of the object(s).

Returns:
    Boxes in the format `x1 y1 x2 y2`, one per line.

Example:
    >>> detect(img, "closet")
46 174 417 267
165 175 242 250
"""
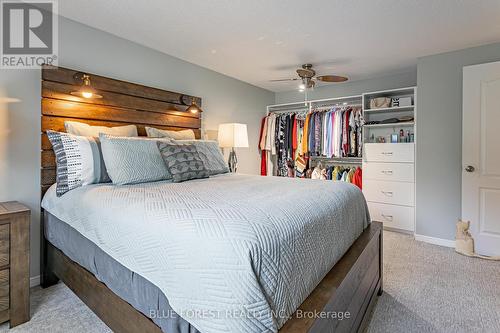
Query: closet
260 95 363 188
263 87 417 233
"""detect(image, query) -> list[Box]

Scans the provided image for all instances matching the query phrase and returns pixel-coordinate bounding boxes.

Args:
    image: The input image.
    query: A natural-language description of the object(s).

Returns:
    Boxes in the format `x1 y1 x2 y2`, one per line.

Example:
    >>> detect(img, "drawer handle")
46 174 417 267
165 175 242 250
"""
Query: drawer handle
381 170 393 175
381 214 394 221
381 191 394 197
381 152 394 156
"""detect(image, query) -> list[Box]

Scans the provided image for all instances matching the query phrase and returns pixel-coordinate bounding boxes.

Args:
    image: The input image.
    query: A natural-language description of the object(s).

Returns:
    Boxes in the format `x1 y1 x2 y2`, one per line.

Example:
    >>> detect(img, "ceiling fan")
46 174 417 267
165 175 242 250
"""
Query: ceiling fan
270 64 348 91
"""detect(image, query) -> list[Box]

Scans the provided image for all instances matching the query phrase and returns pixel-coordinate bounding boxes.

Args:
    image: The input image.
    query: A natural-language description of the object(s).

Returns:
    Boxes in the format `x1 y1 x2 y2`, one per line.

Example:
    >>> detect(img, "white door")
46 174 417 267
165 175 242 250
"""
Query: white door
463 61 500 256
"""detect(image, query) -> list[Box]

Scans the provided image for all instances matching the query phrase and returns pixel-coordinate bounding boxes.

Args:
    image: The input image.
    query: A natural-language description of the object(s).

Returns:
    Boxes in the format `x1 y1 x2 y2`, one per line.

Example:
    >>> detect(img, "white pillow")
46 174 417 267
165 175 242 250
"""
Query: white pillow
65 121 138 137
145 127 195 140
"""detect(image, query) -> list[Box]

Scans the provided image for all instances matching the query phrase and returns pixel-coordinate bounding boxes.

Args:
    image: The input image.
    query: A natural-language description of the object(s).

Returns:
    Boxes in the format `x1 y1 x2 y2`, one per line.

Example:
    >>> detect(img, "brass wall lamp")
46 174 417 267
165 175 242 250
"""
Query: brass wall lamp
71 73 103 99
186 100 202 114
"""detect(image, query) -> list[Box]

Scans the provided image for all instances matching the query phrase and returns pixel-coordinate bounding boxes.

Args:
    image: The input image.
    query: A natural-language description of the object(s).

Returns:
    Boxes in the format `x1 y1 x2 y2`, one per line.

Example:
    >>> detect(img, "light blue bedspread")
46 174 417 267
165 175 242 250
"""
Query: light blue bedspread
42 174 370 333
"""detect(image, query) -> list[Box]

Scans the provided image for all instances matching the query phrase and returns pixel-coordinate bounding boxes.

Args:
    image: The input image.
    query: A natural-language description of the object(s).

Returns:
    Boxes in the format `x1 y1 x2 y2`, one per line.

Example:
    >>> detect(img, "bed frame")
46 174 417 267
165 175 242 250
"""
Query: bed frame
40 66 383 333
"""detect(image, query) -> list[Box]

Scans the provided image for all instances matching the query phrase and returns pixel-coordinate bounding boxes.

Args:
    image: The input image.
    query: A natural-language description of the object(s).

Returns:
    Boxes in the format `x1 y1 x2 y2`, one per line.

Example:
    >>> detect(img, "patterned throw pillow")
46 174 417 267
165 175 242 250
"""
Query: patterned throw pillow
47 131 110 197
99 134 172 185
176 140 229 175
157 142 209 183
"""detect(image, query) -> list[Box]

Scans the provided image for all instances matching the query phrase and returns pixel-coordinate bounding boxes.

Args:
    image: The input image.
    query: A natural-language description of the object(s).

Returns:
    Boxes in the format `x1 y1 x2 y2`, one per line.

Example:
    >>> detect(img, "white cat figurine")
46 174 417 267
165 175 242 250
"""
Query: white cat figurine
455 220 500 260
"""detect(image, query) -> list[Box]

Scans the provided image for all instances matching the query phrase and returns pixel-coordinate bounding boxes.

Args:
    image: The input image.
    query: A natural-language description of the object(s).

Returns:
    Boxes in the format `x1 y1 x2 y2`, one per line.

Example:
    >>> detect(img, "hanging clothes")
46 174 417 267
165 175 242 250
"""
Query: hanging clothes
260 105 363 179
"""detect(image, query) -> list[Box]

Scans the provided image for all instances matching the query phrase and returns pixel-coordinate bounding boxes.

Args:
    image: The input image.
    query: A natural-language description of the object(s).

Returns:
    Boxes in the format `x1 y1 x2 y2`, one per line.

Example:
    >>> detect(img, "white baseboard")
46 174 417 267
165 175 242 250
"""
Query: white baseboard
414 234 455 248
30 275 40 288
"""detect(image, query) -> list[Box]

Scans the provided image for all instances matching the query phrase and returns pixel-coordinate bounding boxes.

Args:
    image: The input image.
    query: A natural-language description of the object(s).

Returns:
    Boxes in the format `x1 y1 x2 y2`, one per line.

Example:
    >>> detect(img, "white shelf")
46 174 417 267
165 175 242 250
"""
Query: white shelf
311 156 362 162
363 105 414 113
363 87 416 99
363 121 414 129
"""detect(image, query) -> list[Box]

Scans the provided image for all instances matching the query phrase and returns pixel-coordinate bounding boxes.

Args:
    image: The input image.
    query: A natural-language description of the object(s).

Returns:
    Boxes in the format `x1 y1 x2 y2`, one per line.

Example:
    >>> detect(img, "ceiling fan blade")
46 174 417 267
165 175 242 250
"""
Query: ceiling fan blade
316 75 348 83
269 78 299 82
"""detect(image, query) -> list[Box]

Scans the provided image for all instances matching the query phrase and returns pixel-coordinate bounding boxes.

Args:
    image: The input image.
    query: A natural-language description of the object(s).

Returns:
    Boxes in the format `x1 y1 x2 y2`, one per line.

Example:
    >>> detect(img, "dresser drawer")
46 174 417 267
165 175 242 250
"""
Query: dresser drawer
363 162 414 182
0 225 8 268
364 143 414 163
363 180 414 206
0 269 8 312
368 202 415 232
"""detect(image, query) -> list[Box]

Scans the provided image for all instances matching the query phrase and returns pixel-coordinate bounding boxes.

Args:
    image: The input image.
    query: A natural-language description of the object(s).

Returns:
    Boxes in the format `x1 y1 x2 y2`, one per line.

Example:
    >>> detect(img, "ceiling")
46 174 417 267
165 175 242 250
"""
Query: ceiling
58 0 500 92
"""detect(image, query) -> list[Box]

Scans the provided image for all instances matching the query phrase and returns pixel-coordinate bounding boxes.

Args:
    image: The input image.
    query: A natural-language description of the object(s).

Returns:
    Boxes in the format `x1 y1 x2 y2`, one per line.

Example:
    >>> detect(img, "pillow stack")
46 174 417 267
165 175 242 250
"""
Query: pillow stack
47 123 230 196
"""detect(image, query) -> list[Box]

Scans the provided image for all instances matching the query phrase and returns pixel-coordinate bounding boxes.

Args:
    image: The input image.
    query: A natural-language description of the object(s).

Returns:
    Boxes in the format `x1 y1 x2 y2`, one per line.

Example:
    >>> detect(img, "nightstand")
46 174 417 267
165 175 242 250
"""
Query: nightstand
0 202 30 327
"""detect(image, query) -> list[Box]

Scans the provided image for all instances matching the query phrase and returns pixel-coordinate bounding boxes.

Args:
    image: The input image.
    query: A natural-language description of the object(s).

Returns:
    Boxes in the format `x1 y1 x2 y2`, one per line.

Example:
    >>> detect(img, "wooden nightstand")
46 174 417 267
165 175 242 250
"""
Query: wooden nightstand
0 202 30 327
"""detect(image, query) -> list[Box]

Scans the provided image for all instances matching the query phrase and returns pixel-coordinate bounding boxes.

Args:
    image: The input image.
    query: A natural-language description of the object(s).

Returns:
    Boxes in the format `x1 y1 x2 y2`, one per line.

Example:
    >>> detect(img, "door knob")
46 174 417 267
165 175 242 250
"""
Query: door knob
465 165 475 173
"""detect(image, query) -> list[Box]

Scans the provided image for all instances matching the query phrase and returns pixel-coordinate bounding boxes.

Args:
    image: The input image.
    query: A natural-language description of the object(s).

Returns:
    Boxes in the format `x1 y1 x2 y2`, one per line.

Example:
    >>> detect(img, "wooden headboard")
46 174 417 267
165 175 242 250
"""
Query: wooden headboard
40 65 202 196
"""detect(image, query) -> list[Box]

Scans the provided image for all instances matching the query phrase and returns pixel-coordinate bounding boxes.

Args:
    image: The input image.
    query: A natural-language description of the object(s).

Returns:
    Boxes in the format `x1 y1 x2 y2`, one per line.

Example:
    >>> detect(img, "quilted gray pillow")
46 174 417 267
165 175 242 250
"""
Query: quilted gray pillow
176 140 229 175
47 131 110 196
100 134 172 185
157 142 209 183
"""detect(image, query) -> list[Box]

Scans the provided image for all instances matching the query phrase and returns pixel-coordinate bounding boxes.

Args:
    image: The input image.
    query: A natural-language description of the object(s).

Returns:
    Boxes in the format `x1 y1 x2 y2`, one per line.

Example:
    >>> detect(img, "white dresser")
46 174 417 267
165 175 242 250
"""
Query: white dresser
363 143 415 231
362 87 416 233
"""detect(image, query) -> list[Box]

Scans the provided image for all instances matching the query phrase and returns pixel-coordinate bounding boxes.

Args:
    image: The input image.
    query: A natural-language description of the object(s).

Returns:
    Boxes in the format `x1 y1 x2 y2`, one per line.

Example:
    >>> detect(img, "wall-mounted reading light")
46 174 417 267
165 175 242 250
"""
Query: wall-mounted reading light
186 100 202 114
71 73 103 99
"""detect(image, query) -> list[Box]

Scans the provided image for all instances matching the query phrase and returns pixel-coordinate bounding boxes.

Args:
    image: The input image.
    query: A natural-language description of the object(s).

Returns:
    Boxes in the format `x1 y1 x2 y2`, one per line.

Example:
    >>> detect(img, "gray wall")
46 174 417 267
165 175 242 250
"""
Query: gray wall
0 17 274 280
416 42 500 240
274 71 417 104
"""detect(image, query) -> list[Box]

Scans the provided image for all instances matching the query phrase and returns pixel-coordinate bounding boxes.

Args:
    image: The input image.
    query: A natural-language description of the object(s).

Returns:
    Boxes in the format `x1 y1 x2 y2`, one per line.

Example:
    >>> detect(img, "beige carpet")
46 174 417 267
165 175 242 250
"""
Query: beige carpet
1 231 499 333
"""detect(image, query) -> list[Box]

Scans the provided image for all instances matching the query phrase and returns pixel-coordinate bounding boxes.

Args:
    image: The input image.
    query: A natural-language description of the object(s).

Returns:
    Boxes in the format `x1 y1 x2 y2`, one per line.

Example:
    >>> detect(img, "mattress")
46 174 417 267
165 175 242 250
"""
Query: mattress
44 211 200 333
42 173 370 333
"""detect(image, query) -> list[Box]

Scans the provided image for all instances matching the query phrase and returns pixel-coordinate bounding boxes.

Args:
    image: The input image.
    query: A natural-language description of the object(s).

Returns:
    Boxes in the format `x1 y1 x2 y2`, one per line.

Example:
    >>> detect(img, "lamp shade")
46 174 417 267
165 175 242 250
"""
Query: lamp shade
217 123 249 148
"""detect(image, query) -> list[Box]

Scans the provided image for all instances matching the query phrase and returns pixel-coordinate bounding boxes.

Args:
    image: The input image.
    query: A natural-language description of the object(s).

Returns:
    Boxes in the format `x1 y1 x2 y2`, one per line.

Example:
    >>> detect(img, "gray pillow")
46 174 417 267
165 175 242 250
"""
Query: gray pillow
175 140 229 175
47 131 110 196
157 142 209 183
99 134 171 185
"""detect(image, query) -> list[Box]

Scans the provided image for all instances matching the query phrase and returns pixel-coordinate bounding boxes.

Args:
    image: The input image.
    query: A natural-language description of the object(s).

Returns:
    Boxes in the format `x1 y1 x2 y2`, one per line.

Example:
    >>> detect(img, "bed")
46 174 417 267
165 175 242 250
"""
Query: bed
40 66 383 333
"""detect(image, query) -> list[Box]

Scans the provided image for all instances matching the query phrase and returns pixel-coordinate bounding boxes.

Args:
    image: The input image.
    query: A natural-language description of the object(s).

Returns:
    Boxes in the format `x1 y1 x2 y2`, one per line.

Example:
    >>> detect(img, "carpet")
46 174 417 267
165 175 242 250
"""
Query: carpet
1 231 499 333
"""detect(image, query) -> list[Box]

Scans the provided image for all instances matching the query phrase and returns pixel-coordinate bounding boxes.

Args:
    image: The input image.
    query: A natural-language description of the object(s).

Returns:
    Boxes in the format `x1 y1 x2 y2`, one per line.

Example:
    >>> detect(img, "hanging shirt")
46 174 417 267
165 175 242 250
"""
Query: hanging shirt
292 116 298 158
353 167 363 189
302 113 310 155
264 114 274 152
314 112 322 155
259 117 268 176
259 116 267 150
322 112 328 156
340 170 348 182
308 113 315 154
347 167 356 183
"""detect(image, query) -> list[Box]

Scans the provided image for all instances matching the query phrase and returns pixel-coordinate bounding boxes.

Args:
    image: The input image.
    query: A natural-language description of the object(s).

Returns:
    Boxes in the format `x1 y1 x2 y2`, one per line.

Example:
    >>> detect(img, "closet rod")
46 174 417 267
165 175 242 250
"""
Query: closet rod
311 156 362 162
267 103 361 115
311 160 362 166
266 94 362 113
267 94 362 109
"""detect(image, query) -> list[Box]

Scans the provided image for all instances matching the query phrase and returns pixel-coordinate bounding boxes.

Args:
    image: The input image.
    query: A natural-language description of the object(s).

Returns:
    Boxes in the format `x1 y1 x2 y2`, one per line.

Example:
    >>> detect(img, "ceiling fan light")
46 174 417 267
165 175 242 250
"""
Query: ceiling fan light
298 83 306 90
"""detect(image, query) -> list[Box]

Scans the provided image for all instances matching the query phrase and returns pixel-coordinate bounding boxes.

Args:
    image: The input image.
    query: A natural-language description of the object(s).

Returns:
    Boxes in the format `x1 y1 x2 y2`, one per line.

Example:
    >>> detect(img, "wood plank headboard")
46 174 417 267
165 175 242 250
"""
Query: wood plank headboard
40 65 202 196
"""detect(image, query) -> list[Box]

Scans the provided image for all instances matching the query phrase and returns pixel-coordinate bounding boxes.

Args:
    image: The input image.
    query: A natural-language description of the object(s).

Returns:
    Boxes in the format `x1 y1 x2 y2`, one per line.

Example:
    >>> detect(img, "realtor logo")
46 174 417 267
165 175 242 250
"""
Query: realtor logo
1 0 58 68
